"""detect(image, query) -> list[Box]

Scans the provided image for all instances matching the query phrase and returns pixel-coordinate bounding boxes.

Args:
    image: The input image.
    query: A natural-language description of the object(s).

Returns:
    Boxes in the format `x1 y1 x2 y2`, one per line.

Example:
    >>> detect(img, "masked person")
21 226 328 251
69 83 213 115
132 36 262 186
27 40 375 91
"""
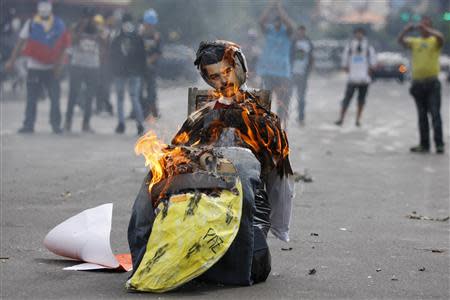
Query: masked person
398 17 445 154
335 28 376 127
93 14 114 116
64 7 104 133
127 41 295 291
110 13 146 135
5 1 70 134
256 1 296 128
138 9 161 119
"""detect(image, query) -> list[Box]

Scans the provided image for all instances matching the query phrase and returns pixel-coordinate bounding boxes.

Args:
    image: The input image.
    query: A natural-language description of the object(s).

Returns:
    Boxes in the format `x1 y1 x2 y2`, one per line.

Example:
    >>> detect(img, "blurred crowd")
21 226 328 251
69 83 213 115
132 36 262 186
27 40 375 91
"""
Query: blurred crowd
0 0 446 153
1 1 162 135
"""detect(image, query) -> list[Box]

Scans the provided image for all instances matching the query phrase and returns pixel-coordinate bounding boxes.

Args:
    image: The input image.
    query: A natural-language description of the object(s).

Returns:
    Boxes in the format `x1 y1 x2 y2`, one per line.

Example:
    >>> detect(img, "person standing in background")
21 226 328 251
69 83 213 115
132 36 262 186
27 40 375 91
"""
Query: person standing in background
398 17 445 154
5 1 70 134
93 13 114 116
64 7 104 133
291 25 314 126
140 9 161 119
335 28 376 127
256 1 295 128
110 13 146 136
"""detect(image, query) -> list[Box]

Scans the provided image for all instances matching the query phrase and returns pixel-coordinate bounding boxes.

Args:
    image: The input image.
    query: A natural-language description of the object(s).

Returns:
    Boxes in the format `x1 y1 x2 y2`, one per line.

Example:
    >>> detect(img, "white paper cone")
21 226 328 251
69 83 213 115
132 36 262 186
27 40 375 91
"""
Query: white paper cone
44 203 119 268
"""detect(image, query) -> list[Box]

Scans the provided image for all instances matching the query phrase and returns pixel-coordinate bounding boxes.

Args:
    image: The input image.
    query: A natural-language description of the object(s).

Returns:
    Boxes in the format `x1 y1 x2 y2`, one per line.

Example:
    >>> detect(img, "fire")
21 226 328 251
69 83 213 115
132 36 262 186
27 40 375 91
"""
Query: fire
135 131 167 192
173 131 189 144
135 131 190 199
172 90 290 174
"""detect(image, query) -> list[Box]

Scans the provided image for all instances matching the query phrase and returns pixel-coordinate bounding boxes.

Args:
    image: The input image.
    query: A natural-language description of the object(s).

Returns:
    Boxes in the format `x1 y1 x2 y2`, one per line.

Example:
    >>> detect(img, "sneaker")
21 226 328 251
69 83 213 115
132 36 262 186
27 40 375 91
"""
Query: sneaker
137 123 145 136
64 121 71 132
436 145 445 154
115 123 125 134
127 112 136 120
334 120 343 126
410 145 430 153
82 124 95 134
356 121 361 127
17 127 34 134
52 127 63 134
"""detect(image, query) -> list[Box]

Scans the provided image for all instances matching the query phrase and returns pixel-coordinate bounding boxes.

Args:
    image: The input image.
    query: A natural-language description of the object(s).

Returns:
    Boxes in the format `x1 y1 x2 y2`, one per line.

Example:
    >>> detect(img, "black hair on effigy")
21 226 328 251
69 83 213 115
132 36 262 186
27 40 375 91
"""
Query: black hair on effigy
194 41 226 69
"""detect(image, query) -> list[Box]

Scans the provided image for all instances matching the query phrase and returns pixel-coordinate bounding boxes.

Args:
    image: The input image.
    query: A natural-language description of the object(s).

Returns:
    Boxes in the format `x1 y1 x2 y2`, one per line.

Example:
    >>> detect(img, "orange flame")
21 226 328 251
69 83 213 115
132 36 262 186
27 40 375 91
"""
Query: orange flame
135 131 191 203
135 131 167 192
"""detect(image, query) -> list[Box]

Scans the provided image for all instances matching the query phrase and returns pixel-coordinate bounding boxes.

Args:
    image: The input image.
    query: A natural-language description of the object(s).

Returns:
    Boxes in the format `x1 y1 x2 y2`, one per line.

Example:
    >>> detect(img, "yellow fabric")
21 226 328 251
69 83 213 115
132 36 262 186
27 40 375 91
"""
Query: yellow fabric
128 180 243 293
406 36 441 80
33 14 54 32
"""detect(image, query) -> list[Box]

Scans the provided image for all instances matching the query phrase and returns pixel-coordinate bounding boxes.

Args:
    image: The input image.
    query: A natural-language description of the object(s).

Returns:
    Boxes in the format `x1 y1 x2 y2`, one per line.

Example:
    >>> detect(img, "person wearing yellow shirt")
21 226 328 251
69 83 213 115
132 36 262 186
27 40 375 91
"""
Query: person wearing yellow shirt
398 16 445 154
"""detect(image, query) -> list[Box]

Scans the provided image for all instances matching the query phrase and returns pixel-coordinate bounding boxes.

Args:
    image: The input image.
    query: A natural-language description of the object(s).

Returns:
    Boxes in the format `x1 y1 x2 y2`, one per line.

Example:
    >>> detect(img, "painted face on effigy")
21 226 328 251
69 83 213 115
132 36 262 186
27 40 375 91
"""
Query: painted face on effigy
204 60 239 98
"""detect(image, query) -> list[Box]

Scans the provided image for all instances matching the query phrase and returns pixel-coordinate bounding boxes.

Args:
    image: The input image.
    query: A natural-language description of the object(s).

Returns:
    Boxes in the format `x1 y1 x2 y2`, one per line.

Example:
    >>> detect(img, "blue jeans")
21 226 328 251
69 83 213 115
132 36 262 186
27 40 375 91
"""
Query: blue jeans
293 74 309 121
23 69 61 130
141 70 158 118
115 76 144 125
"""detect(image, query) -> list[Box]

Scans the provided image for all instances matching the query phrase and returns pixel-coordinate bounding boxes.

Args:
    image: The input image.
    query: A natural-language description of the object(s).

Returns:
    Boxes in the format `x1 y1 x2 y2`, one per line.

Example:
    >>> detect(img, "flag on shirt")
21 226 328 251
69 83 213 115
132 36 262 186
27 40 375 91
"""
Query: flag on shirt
22 15 71 64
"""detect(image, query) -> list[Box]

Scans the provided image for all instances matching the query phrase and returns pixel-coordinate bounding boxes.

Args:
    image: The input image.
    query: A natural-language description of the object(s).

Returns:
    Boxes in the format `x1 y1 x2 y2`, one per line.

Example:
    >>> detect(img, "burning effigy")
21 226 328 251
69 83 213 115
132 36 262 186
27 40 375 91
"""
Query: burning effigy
127 41 294 292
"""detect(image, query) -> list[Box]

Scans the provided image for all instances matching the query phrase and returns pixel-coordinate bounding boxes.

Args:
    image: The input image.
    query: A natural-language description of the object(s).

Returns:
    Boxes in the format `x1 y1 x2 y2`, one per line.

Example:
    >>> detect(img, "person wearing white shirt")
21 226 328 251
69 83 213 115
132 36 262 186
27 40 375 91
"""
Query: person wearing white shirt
335 27 376 127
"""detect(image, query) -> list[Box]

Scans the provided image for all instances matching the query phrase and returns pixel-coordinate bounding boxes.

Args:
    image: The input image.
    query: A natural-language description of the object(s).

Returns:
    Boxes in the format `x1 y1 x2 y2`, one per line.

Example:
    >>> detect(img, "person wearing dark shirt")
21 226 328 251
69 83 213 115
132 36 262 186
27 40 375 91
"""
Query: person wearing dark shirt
140 9 161 119
110 13 146 135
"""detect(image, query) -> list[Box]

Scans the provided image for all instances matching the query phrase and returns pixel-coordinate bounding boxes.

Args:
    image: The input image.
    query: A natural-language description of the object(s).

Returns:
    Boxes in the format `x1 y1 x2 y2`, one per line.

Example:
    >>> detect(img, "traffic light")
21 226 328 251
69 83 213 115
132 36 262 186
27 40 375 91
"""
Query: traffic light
400 12 410 22
444 12 450 21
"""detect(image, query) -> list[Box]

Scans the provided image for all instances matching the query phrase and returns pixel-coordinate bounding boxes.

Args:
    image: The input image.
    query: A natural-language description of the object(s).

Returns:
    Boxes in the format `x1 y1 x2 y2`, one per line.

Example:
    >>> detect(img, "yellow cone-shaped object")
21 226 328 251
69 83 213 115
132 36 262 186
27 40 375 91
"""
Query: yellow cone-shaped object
128 180 243 293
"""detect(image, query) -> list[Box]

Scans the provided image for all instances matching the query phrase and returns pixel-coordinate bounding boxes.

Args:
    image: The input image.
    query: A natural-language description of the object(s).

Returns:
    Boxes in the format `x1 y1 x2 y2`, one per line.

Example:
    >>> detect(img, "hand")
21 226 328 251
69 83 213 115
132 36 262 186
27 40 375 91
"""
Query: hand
276 0 282 9
417 23 429 32
4 59 15 73
404 23 415 32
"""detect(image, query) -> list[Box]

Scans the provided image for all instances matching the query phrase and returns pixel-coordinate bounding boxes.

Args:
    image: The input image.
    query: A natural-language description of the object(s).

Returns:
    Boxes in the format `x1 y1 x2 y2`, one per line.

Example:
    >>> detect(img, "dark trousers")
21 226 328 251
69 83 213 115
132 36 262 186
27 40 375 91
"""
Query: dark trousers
95 64 113 114
341 82 369 109
65 66 98 127
141 71 158 118
23 69 61 130
410 78 444 148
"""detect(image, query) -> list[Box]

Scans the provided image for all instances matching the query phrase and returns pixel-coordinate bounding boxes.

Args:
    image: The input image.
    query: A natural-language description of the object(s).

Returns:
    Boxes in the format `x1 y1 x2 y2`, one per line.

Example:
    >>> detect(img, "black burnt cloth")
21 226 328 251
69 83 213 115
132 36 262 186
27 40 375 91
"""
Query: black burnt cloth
171 92 293 178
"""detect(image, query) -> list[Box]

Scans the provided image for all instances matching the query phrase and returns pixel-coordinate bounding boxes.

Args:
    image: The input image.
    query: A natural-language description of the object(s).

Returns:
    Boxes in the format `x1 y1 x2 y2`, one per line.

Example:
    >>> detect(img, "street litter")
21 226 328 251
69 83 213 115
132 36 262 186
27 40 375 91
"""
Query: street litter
281 247 293 251
293 170 313 183
418 267 426 271
391 275 398 281
310 232 319 236
376 268 381 272
406 211 449 222
414 248 446 253
60 191 71 199
44 203 132 272
308 268 316 275
431 249 446 253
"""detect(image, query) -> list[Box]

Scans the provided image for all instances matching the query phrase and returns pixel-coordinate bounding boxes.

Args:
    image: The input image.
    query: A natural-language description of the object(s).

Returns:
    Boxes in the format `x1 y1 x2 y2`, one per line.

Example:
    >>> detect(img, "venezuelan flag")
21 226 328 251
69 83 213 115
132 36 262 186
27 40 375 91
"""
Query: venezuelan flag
22 15 71 65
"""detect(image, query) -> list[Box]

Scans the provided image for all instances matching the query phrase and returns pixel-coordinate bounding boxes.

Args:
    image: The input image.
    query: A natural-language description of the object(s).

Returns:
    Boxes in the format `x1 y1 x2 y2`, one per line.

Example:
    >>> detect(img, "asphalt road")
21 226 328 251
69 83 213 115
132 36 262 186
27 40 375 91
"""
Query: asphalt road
1 74 449 299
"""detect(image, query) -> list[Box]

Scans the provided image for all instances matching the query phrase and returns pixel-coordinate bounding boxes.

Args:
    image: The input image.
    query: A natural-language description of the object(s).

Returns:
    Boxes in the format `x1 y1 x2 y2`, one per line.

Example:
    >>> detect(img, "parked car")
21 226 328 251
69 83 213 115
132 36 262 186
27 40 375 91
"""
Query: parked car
439 55 450 72
156 44 198 83
371 52 409 83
